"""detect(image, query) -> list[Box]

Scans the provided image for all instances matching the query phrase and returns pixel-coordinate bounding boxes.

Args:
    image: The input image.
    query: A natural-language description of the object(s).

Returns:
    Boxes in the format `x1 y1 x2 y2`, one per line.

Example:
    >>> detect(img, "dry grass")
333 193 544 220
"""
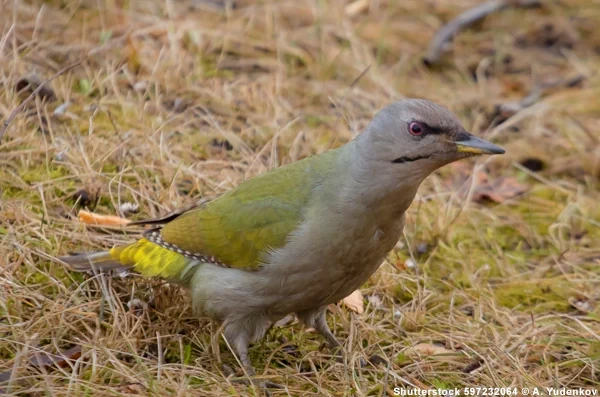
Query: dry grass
1 0 600 395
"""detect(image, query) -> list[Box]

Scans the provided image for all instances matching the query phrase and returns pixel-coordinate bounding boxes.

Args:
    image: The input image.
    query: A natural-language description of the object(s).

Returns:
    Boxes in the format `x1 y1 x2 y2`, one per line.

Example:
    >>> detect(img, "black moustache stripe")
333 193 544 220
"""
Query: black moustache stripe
391 154 430 164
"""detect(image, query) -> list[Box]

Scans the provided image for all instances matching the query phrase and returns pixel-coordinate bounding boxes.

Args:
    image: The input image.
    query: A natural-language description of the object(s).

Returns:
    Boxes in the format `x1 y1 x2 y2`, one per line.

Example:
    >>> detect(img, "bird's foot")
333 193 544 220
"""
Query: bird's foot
318 341 348 363
221 364 283 394
248 380 284 397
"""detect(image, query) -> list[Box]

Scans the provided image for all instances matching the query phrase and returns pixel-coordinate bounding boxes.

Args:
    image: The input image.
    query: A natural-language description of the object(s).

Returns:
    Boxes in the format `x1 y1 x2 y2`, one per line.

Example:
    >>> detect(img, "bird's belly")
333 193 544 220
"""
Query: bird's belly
262 216 404 316
190 215 404 322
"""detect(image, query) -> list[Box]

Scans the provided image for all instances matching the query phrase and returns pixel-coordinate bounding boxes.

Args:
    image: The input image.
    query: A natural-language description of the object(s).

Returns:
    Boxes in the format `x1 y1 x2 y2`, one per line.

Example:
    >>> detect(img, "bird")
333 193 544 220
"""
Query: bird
59 99 504 385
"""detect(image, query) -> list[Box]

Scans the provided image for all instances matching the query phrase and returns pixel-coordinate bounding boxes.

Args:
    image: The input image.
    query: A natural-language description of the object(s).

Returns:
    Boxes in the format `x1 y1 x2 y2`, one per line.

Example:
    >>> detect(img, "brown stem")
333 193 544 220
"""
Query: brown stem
423 0 542 66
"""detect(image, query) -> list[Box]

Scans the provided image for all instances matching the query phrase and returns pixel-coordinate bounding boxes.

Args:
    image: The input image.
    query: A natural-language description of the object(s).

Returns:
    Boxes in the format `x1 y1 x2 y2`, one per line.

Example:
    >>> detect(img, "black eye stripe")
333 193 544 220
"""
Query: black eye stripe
423 123 445 135
409 120 446 135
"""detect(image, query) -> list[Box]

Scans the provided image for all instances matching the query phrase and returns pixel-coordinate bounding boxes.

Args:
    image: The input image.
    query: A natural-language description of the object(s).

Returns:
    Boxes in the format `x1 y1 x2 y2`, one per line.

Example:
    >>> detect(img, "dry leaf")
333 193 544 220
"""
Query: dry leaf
447 163 528 203
78 210 131 226
342 289 364 314
473 176 528 203
15 74 57 102
394 259 407 271
31 345 82 368
406 343 454 357
117 383 146 395
0 344 85 386
345 0 369 16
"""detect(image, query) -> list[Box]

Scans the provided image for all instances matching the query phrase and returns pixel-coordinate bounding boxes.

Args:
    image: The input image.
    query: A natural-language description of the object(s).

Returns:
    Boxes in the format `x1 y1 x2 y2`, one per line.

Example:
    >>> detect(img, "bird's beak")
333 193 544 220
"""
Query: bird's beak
455 134 505 155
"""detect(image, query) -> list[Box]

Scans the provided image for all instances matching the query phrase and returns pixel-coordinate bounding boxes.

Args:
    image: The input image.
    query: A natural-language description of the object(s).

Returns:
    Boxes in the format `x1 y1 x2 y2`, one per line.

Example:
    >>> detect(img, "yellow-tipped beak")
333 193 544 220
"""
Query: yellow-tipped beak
455 135 505 155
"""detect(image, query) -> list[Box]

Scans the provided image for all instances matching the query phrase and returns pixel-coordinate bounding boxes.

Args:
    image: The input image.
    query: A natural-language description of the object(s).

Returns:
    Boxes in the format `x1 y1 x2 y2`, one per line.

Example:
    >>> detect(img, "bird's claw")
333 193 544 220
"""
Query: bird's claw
222 364 283 394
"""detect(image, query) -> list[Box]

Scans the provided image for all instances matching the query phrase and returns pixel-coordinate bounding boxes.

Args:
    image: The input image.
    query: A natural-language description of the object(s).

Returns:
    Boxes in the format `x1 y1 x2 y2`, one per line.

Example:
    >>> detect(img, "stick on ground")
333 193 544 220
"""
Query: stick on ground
423 0 542 66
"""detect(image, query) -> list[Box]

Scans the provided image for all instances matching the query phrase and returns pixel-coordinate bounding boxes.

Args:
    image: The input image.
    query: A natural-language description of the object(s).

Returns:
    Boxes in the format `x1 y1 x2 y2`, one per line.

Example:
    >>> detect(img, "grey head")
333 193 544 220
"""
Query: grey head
355 99 504 179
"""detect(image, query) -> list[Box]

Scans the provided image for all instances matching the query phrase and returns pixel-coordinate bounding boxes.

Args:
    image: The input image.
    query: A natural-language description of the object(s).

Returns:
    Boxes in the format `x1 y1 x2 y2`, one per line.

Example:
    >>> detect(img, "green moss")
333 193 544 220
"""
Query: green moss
188 376 208 386
163 341 199 365
101 163 119 173
53 265 83 288
21 166 69 184
26 270 50 285
305 115 326 128
0 346 15 360
431 378 457 389
0 186 27 199
493 277 574 312
587 341 600 359
97 196 114 208
199 57 234 78
395 352 410 366
393 278 419 303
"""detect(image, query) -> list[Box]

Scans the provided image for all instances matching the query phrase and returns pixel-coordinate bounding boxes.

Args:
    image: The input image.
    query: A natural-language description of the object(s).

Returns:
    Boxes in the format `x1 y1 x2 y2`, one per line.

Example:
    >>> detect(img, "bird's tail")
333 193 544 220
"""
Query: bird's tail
59 246 132 273
59 238 198 283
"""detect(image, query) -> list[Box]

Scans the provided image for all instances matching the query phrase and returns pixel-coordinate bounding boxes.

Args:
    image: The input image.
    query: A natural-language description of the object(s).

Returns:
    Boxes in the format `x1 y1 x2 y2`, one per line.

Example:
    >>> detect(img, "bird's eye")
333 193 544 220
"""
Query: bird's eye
409 122 423 136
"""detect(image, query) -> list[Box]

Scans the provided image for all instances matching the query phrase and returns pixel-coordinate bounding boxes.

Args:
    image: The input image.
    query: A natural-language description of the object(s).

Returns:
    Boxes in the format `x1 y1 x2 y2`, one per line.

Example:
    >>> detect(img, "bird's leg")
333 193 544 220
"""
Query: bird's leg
313 308 342 351
223 321 283 390
311 308 370 367
297 306 343 353
296 306 375 366
236 340 255 377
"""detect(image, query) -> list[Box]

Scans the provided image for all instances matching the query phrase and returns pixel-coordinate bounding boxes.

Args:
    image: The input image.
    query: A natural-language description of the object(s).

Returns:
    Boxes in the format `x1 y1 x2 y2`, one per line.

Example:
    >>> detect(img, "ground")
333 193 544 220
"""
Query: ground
1 0 600 395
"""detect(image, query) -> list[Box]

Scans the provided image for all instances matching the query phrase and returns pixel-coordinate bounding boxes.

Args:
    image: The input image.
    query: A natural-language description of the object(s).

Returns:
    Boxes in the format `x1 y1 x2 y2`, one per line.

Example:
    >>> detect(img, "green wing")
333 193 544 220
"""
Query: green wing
160 150 338 269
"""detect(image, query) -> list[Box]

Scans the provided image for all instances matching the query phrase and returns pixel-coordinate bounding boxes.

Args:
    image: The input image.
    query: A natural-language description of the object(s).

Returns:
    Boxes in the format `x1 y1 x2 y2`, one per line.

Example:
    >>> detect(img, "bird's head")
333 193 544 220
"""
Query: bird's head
357 99 504 178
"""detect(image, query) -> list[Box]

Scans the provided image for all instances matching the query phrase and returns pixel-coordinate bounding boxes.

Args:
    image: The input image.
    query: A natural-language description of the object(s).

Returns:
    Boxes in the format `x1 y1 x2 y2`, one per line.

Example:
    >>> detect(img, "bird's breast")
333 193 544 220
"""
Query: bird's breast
262 209 405 315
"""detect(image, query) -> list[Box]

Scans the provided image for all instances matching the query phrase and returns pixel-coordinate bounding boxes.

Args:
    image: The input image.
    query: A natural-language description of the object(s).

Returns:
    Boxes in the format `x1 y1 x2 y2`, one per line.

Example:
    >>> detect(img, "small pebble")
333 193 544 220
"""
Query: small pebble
133 81 148 92
127 298 148 315
416 242 430 255
119 202 139 216
367 294 384 309
53 101 72 116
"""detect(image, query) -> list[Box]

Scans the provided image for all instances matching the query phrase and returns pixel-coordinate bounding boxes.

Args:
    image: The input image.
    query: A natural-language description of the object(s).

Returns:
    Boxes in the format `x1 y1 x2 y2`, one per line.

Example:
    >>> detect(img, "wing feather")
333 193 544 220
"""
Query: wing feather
159 150 339 269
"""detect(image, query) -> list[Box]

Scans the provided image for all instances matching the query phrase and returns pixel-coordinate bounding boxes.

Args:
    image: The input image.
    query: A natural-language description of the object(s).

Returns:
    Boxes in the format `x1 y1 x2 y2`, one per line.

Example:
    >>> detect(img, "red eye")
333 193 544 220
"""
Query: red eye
409 122 423 136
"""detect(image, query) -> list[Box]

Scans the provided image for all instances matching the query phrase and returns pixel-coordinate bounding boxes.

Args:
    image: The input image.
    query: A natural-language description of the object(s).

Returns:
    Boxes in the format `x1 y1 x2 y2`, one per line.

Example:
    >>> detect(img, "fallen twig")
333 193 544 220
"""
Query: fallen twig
424 0 542 66
496 74 584 117
78 210 131 226
496 89 542 116
0 60 83 143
